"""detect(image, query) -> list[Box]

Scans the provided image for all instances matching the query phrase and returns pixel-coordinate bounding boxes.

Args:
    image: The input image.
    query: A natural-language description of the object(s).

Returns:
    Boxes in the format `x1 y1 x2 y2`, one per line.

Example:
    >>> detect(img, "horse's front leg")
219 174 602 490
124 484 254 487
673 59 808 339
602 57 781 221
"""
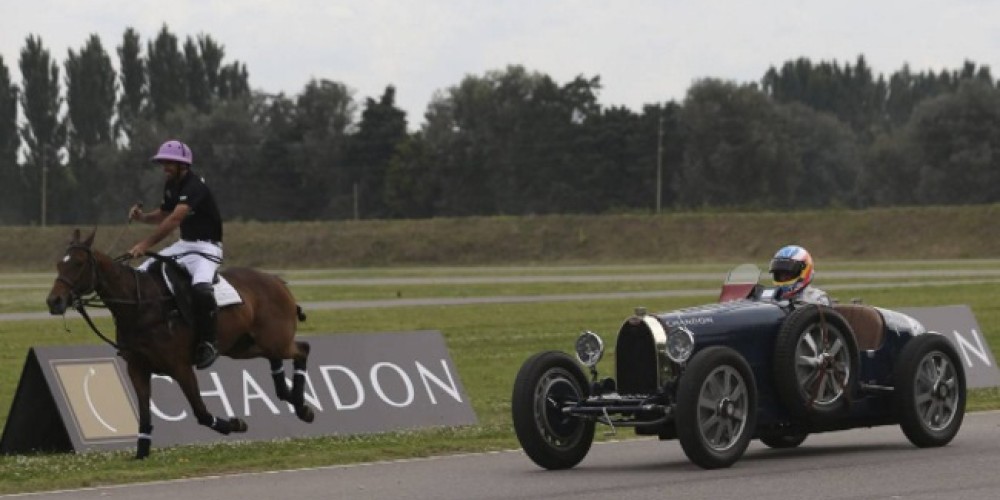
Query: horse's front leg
171 367 248 435
126 362 153 459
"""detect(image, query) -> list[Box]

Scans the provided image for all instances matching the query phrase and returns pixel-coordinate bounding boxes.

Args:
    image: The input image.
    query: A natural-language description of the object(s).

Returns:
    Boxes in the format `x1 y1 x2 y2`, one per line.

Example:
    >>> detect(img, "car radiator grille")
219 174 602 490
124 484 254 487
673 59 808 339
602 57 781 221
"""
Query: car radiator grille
616 323 659 394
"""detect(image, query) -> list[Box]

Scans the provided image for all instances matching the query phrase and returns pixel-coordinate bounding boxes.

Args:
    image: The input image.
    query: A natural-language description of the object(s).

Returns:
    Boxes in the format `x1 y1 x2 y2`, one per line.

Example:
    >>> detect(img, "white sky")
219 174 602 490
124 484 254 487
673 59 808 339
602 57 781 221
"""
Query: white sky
2 0 999 128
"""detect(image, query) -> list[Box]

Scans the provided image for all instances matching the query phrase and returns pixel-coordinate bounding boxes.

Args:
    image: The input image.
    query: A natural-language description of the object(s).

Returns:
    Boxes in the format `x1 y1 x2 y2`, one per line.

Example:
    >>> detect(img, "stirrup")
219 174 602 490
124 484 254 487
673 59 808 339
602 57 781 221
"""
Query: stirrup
195 342 219 370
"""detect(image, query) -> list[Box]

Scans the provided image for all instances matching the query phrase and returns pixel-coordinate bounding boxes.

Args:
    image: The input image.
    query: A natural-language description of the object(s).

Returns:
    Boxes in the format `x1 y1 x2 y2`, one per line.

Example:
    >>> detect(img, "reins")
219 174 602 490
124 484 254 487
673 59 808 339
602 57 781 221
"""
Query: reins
58 245 171 350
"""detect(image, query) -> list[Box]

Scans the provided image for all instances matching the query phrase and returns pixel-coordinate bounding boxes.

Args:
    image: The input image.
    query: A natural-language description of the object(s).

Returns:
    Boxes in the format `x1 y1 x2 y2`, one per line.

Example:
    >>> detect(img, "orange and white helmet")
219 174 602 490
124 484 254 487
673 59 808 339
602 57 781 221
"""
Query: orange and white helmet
769 245 814 300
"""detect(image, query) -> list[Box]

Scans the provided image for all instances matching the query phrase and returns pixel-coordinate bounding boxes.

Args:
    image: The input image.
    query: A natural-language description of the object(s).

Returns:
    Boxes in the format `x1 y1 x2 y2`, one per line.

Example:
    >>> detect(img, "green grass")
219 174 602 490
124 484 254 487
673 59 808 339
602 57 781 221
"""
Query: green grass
2 264 1000 493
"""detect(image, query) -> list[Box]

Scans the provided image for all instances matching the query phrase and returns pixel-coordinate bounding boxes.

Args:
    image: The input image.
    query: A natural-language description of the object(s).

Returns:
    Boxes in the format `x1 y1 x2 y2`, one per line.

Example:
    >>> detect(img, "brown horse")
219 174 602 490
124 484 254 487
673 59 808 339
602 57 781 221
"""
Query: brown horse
45 229 314 459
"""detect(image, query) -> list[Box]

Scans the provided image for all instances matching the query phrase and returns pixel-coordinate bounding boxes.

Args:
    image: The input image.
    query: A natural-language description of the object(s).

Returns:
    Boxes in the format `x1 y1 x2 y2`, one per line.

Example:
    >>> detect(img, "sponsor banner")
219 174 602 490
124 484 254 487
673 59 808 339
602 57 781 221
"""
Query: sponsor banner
1 331 477 454
901 305 1000 388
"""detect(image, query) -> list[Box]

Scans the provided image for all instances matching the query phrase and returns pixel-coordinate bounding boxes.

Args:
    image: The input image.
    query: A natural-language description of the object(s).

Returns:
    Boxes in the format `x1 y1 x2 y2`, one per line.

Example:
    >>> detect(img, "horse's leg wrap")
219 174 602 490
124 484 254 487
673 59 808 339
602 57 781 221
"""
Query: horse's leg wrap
208 416 232 435
136 423 153 459
270 359 290 402
290 357 314 422
290 358 307 407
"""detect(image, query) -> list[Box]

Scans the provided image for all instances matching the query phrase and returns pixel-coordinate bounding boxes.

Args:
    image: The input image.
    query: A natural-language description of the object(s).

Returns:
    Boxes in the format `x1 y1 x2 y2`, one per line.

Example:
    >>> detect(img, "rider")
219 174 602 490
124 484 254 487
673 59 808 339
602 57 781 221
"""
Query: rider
769 245 830 306
129 140 224 369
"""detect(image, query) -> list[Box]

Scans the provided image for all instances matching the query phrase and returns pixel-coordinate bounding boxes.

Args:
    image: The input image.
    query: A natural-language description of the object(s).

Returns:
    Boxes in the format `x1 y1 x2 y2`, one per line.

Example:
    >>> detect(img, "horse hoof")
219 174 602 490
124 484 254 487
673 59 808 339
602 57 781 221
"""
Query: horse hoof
229 418 249 433
295 405 315 423
136 439 151 459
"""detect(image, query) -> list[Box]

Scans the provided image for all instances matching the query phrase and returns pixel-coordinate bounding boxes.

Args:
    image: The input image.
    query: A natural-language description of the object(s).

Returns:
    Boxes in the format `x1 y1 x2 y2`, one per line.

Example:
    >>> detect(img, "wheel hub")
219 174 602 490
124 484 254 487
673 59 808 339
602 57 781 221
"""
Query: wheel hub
935 383 949 399
718 398 735 418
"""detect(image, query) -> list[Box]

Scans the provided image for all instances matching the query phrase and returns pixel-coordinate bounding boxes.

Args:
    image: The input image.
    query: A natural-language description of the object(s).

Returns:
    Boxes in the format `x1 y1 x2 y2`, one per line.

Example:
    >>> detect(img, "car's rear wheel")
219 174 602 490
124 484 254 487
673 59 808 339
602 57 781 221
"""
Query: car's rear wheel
759 430 808 449
894 334 966 447
676 346 757 469
512 351 595 470
773 305 858 420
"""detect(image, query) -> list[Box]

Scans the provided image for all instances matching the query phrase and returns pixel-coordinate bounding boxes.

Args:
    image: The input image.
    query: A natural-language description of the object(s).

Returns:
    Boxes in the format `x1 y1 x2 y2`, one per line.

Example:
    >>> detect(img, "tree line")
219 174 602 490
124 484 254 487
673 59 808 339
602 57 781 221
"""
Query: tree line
2 26 999 226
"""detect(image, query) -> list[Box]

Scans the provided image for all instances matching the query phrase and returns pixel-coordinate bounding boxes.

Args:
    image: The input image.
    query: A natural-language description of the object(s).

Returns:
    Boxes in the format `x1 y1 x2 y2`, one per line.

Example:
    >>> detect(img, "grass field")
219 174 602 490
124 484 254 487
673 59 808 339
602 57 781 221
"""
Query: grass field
2 259 1000 494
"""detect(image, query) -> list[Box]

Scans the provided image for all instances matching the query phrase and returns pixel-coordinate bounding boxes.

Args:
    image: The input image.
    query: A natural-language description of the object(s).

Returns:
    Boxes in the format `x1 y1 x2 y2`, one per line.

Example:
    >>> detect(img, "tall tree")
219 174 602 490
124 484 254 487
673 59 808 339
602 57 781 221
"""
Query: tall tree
146 25 186 120
218 61 250 100
678 79 792 208
293 79 355 219
384 132 437 218
184 36 211 112
19 34 66 226
198 35 225 97
910 81 1000 204
0 55 21 223
348 85 407 218
116 27 146 142
64 34 118 223
65 35 117 148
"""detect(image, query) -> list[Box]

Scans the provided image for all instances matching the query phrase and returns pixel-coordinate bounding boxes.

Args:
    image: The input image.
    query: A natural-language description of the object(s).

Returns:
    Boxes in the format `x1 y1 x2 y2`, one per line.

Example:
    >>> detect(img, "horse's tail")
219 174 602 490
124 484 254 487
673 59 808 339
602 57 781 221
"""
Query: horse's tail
296 305 307 322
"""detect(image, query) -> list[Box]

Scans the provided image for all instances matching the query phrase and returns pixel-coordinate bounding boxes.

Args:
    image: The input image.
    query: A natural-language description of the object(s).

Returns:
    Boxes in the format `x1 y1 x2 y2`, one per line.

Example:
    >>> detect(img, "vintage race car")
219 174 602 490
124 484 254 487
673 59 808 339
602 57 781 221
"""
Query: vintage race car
511 264 967 469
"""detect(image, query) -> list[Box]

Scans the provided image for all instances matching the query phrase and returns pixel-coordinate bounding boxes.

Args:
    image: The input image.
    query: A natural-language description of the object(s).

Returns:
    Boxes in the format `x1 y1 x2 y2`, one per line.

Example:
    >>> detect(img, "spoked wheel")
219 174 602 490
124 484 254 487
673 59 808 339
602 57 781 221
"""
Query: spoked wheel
774 306 858 420
676 346 757 469
511 351 595 470
894 334 966 447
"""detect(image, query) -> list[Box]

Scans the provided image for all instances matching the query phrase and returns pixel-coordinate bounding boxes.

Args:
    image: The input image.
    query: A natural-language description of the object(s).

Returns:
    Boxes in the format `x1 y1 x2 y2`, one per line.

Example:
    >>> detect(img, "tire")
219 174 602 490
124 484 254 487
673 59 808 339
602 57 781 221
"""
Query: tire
894 334 966 448
773 305 859 420
676 346 757 469
759 430 808 449
511 351 595 470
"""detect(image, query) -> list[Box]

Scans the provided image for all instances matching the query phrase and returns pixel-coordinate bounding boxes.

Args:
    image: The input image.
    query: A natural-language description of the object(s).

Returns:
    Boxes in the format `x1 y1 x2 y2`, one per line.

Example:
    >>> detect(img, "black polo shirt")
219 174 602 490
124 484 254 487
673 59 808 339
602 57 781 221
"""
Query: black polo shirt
161 170 223 243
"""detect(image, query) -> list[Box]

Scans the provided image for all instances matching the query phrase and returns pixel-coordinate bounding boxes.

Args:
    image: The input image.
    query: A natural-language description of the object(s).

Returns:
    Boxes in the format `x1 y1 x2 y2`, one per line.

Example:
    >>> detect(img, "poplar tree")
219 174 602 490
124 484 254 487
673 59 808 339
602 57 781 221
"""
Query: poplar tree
19 35 66 226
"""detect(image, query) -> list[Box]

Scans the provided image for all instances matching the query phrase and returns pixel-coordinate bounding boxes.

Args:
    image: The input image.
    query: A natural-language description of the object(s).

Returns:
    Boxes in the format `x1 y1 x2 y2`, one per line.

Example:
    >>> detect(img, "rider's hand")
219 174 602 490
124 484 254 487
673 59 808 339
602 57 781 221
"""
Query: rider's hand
128 203 144 222
128 241 150 259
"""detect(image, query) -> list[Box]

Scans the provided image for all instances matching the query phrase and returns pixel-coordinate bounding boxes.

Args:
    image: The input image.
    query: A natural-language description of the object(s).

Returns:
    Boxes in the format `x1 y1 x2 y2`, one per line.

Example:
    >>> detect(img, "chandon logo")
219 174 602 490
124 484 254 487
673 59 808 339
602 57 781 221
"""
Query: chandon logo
149 359 464 420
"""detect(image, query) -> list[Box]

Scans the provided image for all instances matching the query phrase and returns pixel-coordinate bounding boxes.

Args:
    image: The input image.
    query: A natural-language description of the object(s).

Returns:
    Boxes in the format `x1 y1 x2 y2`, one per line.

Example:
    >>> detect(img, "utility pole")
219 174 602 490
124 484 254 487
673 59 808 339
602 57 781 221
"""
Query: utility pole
353 182 359 220
40 147 47 227
656 112 664 213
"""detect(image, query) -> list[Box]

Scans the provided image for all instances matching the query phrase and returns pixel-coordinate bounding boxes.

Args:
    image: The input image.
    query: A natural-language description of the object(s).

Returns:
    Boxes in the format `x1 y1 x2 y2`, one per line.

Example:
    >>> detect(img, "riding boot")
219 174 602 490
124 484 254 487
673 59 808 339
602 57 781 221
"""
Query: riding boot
192 283 219 369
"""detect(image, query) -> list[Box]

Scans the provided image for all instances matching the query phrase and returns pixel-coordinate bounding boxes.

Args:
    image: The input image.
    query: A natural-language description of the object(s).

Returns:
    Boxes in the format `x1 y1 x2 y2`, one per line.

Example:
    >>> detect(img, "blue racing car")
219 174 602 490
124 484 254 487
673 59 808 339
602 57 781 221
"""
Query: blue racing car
511 264 966 469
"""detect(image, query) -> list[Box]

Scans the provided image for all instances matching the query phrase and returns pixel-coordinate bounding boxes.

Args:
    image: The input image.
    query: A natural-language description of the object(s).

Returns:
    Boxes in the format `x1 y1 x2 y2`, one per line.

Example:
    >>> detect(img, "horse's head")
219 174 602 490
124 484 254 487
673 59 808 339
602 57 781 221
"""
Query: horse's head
47 229 100 315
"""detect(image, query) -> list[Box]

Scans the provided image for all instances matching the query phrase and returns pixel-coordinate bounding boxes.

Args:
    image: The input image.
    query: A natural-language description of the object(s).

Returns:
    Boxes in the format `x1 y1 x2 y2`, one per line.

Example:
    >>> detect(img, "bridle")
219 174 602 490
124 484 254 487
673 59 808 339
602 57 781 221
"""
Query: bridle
55 243 165 349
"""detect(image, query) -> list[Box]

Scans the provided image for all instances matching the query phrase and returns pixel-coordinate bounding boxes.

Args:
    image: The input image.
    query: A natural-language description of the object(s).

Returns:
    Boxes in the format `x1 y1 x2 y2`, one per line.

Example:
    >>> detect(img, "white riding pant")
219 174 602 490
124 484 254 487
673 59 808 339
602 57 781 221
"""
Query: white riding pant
138 239 223 285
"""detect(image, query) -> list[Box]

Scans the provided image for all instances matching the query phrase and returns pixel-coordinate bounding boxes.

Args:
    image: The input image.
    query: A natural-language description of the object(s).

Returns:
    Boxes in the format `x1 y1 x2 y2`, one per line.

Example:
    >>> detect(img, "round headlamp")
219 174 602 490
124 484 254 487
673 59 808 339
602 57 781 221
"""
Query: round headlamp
666 326 695 364
575 330 605 367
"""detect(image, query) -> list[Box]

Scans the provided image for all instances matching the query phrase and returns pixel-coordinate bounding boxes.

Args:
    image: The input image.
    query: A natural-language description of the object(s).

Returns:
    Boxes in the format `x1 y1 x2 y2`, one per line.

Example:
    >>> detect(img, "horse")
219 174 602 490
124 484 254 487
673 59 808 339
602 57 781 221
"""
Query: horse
45 229 315 459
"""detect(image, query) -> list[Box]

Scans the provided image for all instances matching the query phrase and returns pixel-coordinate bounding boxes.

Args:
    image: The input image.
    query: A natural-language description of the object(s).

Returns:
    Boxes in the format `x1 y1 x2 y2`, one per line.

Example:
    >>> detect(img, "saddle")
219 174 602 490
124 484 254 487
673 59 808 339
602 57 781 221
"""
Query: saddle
146 258 243 328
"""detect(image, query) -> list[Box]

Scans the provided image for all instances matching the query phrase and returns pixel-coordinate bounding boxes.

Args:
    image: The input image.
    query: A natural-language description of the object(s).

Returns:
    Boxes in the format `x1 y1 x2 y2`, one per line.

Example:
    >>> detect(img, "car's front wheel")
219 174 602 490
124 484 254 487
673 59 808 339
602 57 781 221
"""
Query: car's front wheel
511 351 595 470
675 346 758 469
894 334 966 448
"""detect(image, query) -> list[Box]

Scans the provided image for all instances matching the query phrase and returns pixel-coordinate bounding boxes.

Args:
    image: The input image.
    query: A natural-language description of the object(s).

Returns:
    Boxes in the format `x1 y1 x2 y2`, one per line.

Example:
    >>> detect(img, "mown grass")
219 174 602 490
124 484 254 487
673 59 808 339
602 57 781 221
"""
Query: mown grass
8 204 1000 272
2 269 1000 493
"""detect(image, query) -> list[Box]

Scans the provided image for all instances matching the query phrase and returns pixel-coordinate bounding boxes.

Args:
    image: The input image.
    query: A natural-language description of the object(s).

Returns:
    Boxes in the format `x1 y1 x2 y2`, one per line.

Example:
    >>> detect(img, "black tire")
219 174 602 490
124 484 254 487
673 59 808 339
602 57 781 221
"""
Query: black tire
511 351 595 470
676 346 758 469
894 334 966 448
759 430 808 449
773 305 859 420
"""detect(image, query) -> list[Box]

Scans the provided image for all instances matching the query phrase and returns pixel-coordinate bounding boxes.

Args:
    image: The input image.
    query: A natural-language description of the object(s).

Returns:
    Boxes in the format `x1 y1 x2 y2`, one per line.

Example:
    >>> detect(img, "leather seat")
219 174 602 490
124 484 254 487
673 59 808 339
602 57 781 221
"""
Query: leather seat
833 304 885 351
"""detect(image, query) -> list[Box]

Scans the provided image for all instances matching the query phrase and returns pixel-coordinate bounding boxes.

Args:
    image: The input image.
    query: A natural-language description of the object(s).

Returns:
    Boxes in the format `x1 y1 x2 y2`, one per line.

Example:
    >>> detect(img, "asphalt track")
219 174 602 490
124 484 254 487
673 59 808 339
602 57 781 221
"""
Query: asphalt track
8 410 1000 499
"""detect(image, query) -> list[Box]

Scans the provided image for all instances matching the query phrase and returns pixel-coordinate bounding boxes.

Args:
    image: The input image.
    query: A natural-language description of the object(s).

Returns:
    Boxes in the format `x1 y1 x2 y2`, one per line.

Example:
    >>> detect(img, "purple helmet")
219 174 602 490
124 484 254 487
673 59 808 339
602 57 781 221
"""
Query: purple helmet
151 140 193 165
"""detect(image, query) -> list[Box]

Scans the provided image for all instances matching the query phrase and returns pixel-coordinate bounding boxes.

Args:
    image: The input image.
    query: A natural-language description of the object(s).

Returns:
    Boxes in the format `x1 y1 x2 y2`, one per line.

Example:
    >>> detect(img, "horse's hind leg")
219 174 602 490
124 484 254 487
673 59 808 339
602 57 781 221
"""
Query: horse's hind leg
269 358 291 402
290 341 314 423
126 362 154 459
172 367 249 435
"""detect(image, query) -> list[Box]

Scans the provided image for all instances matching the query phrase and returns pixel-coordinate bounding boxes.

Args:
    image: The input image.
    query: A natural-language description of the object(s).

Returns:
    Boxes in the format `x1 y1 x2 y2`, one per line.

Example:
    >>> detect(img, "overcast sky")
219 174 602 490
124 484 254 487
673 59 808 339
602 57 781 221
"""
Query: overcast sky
2 1 999 127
